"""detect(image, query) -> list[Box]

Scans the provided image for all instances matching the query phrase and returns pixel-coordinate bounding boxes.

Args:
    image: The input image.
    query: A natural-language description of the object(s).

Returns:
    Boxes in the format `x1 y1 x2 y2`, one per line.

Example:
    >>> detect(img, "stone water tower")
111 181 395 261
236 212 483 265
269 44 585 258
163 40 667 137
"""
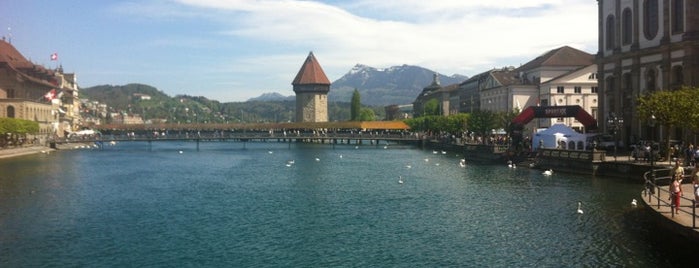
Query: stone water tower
292 52 330 122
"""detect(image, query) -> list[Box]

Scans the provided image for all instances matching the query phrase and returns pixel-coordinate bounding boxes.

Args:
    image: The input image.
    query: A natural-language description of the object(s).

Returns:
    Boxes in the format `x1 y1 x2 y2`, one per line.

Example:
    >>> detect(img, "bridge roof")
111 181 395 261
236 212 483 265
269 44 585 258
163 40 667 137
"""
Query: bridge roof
96 121 410 131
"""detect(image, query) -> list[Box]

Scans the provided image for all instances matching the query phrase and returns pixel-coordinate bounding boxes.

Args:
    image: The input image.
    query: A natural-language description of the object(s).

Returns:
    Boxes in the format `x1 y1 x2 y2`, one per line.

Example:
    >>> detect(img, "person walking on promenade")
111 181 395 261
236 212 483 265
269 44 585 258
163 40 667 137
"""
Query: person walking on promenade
673 160 684 182
671 175 683 214
693 169 699 207
670 160 684 213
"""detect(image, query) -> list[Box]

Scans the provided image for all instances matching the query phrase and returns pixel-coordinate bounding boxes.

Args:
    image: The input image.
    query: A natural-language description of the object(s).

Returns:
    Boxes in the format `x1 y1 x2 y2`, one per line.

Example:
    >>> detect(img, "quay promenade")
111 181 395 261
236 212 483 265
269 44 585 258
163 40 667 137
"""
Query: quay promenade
641 173 699 241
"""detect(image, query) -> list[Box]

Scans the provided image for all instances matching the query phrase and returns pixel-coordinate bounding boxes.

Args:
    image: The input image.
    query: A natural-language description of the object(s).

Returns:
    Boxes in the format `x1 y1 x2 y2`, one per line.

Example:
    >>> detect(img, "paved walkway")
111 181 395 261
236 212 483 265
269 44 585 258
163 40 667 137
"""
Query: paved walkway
0 146 53 159
641 182 699 233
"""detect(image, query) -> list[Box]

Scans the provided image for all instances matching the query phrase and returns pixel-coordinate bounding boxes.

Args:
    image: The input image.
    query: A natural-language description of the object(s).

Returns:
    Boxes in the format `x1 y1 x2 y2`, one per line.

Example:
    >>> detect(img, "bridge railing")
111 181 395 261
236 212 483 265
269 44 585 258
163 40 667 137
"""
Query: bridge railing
643 168 699 228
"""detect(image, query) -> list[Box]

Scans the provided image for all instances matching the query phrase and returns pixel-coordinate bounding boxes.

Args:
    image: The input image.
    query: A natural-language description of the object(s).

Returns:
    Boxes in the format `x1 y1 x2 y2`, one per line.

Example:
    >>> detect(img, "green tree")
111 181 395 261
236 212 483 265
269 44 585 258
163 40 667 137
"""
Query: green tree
359 108 376 121
423 99 440 116
351 89 360 121
637 86 699 159
467 110 497 137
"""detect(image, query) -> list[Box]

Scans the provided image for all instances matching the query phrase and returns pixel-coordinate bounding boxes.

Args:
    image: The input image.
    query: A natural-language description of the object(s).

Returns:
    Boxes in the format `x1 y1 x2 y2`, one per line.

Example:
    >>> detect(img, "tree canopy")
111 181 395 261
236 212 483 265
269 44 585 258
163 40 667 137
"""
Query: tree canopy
637 86 699 131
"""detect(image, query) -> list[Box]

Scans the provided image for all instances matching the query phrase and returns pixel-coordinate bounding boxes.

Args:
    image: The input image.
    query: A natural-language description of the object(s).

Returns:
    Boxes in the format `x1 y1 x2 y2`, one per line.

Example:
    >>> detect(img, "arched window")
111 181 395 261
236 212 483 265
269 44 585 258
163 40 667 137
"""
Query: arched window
646 69 657 91
644 0 659 40
672 0 684 33
7 106 15 118
606 15 616 50
622 8 633 45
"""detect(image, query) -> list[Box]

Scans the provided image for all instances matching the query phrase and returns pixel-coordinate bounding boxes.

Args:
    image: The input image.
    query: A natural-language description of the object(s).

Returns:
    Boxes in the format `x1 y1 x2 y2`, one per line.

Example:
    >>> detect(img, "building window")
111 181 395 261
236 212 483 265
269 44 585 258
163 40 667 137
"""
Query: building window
672 0 684 33
557 117 564 122
646 69 657 91
588 73 597 80
591 86 598 93
606 15 616 50
574 86 582 93
557 86 565 93
622 8 633 45
644 0 659 40
6 106 15 118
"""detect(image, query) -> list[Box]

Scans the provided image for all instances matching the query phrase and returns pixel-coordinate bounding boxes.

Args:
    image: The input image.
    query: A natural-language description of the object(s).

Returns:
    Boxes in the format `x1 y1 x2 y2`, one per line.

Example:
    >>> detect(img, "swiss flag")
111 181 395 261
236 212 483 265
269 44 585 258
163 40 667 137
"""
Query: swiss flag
44 89 56 101
50 53 58 61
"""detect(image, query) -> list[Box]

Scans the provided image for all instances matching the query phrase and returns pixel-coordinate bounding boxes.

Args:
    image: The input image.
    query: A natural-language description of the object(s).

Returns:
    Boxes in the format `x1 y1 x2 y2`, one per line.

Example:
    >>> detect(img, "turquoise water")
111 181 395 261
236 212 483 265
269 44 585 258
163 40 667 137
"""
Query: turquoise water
0 141 694 267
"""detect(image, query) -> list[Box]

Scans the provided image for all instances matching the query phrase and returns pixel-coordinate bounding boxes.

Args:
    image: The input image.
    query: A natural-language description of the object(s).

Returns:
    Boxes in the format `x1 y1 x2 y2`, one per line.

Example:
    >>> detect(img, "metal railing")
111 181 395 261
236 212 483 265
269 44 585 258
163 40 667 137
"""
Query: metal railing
643 168 698 228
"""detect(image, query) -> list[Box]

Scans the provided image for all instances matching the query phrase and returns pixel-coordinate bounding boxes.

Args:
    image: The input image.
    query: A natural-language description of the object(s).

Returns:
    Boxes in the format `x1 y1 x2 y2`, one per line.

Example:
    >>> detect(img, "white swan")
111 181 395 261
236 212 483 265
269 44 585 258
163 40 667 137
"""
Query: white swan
631 199 637 207
433 150 438 154
398 176 404 184
315 157 320 162
577 202 584 214
424 158 429 162
459 159 466 168
441 151 447 154
405 165 412 169
542 169 553 176
179 150 183 154
268 151 273 154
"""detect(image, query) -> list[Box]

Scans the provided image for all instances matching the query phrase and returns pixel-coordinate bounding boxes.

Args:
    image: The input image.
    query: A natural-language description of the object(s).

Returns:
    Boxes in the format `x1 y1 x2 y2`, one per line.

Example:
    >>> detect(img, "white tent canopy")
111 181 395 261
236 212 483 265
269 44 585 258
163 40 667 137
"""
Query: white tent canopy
532 124 587 151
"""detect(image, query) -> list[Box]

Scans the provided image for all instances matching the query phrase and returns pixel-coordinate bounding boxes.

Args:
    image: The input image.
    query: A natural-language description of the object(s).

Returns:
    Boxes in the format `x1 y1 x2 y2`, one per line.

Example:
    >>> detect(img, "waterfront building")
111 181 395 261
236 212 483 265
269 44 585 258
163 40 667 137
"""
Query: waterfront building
597 0 699 144
0 38 82 140
292 52 330 122
453 46 597 135
517 46 598 132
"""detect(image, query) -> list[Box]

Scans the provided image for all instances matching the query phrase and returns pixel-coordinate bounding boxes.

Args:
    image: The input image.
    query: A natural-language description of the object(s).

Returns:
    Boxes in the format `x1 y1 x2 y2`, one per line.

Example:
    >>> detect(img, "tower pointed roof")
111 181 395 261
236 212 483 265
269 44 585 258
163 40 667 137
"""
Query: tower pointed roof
292 52 331 85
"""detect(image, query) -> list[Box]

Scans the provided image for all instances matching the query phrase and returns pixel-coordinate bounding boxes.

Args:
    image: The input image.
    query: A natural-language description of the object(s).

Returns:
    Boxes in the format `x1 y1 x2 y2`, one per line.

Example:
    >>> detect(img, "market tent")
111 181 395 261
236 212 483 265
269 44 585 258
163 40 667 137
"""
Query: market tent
532 124 587 151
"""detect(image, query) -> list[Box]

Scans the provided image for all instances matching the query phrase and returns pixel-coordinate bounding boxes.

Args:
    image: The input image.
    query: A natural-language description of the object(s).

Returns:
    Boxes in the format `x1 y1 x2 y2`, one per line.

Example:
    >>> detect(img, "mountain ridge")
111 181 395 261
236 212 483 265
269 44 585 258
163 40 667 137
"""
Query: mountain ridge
248 64 468 105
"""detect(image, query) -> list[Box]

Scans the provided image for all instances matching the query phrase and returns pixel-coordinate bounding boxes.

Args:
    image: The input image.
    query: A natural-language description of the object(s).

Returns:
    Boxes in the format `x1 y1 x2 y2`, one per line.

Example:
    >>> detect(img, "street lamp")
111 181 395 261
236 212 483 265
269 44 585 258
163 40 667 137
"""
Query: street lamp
607 112 624 161
649 114 656 180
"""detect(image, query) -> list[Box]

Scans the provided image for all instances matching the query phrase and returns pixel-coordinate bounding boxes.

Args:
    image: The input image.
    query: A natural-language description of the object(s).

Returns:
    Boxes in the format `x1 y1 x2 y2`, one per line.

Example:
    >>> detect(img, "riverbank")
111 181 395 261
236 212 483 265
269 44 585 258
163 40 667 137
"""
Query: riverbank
0 146 54 159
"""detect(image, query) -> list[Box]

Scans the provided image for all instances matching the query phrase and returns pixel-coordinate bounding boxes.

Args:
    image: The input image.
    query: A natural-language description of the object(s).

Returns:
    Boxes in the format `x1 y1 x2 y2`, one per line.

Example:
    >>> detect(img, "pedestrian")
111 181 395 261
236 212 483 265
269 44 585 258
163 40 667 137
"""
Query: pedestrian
671 174 683 214
673 160 684 182
693 169 699 207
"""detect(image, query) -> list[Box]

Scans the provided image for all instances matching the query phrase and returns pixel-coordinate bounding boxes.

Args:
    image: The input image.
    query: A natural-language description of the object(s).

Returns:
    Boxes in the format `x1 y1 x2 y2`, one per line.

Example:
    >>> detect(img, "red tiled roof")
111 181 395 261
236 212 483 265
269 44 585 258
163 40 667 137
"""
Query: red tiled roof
292 52 331 85
0 39 34 69
515 46 594 71
0 39 57 87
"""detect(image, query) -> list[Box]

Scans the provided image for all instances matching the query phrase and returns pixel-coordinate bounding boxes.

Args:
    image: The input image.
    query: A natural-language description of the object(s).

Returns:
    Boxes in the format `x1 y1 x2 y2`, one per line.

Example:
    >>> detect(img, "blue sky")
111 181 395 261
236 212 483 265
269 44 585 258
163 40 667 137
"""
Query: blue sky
1 0 598 102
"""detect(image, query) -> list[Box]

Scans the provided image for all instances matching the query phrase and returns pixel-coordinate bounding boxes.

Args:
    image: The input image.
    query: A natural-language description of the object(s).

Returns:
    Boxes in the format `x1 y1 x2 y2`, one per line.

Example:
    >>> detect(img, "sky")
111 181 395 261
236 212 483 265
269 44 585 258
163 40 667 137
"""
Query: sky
0 0 598 102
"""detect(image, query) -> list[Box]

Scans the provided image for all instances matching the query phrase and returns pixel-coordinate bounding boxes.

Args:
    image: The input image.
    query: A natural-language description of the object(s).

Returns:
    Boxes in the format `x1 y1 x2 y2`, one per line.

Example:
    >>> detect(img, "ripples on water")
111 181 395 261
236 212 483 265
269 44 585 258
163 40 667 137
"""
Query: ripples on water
0 141 696 267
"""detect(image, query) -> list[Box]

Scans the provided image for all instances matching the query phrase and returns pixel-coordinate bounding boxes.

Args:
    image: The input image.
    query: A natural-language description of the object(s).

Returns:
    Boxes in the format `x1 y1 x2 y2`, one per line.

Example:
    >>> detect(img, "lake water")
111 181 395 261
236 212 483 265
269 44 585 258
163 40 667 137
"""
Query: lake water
0 141 696 267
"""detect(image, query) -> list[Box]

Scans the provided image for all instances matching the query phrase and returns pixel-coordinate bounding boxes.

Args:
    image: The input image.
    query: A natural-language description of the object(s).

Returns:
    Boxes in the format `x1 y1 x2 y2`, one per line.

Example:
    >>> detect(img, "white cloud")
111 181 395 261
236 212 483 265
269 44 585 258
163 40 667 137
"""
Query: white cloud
111 0 598 101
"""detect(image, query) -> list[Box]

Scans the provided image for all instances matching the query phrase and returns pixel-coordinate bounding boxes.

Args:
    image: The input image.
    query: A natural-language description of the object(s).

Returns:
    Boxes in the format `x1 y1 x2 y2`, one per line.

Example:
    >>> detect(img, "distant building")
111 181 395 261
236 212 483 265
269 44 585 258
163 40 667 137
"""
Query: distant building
292 52 330 122
597 0 699 144
412 73 460 117
133 93 151 100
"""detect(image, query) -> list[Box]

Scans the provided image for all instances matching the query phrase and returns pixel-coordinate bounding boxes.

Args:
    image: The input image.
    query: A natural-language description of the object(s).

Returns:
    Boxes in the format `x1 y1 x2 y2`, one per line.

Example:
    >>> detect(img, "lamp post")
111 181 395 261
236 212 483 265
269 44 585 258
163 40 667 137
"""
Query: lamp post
607 112 624 161
649 114 656 181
